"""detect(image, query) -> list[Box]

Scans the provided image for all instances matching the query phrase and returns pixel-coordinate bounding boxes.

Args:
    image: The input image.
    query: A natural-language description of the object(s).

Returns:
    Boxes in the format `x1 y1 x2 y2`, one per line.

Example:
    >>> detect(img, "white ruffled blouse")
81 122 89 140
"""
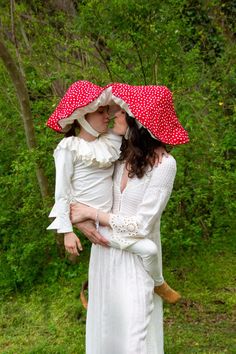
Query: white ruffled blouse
47 131 122 233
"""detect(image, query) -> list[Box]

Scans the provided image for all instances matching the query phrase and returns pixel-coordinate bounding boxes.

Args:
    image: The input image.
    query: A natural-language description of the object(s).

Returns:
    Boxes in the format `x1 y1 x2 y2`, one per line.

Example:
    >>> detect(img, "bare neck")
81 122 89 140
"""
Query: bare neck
78 128 97 142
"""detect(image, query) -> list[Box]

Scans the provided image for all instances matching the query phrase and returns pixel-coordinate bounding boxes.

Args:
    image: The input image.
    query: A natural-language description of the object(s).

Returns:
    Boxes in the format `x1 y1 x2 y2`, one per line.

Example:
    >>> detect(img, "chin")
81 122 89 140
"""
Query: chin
101 128 108 134
112 127 119 135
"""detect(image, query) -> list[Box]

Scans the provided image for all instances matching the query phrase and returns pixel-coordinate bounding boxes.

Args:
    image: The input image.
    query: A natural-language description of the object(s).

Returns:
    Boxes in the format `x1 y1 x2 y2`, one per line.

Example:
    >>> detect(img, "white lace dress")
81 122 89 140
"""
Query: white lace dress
86 156 177 354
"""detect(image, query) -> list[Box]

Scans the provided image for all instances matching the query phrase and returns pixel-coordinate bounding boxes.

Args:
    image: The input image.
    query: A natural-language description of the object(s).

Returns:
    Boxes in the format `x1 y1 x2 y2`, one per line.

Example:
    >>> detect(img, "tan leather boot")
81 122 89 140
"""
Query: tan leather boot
80 280 88 309
154 281 181 304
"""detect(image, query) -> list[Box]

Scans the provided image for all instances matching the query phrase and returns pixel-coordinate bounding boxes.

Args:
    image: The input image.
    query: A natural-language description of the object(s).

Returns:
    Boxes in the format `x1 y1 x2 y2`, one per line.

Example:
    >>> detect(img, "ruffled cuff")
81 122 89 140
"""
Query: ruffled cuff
47 217 73 234
47 202 73 233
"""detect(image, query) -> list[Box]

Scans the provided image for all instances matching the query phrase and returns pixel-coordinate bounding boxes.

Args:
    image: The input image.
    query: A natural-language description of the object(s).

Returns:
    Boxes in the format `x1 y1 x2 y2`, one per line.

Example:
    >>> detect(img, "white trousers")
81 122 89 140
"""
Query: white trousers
109 238 164 286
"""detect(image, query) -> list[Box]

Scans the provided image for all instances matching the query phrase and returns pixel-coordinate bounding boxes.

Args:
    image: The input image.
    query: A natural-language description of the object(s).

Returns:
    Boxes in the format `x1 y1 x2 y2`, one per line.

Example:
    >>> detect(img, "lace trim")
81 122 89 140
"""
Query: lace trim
109 214 139 246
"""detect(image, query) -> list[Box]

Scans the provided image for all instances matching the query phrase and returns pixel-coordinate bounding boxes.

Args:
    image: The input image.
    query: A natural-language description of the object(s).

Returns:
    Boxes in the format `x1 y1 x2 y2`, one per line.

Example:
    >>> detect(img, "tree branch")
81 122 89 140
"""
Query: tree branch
94 43 114 82
129 34 147 84
0 37 49 199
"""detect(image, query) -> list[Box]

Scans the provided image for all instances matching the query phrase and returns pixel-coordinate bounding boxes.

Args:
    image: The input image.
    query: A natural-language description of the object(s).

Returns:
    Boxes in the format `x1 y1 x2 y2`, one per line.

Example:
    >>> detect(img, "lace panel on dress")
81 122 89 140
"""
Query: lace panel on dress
109 214 139 246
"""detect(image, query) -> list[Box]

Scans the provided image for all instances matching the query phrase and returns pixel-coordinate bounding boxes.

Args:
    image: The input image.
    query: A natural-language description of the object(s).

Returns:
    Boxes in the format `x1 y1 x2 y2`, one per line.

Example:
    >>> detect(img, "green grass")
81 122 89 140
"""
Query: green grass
164 247 236 353
0 247 235 354
0 280 86 354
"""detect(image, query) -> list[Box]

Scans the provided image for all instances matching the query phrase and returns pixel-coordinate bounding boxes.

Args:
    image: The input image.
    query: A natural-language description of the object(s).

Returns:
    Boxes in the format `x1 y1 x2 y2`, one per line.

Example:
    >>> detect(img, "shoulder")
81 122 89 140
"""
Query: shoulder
54 136 78 151
53 136 78 159
152 155 176 173
149 155 177 187
55 136 77 149
161 154 176 170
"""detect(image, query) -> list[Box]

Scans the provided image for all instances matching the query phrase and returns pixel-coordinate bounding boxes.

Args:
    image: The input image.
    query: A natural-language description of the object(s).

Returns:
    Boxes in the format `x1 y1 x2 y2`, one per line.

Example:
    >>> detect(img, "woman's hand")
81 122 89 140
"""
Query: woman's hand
154 146 169 165
64 232 83 256
70 203 96 224
74 220 109 247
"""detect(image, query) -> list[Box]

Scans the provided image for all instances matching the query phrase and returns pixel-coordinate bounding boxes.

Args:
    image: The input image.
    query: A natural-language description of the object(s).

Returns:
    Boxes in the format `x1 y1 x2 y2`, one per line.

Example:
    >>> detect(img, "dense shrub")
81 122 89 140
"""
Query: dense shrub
0 0 235 295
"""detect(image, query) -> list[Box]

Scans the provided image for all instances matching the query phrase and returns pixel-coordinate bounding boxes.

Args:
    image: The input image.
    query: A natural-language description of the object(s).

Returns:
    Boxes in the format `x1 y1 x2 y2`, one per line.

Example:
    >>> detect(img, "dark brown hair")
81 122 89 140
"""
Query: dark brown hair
64 120 80 137
119 115 166 178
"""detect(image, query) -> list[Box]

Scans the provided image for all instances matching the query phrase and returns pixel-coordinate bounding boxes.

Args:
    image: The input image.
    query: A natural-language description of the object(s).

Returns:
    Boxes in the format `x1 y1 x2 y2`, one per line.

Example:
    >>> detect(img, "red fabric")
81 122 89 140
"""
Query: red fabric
46 80 189 145
111 83 189 145
46 81 105 132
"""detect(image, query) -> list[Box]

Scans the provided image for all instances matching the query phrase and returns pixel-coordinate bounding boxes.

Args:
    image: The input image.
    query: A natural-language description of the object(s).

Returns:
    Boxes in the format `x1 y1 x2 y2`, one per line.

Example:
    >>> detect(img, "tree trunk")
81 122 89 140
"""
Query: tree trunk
0 38 49 200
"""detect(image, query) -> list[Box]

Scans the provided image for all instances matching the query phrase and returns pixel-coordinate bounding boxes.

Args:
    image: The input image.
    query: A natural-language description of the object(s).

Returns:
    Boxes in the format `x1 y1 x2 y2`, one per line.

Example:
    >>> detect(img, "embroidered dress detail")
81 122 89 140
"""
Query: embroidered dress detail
109 214 138 247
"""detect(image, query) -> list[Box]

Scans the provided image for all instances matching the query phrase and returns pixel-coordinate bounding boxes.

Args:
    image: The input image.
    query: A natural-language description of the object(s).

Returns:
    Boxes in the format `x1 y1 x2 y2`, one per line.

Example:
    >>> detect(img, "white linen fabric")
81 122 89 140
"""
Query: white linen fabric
109 159 175 249
87 156 177 354
47 131 121 233
47 126 176 353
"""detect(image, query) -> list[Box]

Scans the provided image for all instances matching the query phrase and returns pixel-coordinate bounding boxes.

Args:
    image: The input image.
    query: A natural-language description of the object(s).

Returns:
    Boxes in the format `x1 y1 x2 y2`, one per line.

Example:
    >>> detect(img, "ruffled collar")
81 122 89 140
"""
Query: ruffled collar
55 134 120 168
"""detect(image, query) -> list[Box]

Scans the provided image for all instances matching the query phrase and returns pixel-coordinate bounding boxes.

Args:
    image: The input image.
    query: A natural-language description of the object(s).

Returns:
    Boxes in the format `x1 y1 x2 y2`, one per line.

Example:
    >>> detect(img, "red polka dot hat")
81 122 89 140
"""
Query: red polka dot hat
46 80 189 145
111 83 189 145
46 80 106 132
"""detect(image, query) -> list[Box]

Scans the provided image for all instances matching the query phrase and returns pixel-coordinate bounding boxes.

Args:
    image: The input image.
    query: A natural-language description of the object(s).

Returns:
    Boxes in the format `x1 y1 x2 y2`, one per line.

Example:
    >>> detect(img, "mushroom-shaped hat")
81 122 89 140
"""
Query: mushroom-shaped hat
110 83 189 145
46 80 111 132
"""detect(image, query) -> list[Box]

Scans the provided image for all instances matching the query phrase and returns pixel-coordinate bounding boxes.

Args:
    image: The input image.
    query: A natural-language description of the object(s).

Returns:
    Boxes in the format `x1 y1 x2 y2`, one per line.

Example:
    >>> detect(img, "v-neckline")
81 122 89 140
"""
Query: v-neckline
119 163 129 194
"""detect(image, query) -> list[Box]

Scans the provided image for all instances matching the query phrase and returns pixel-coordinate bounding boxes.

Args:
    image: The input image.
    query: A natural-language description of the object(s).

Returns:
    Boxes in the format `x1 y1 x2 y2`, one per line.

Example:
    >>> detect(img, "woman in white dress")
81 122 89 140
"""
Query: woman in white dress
71 83 189 354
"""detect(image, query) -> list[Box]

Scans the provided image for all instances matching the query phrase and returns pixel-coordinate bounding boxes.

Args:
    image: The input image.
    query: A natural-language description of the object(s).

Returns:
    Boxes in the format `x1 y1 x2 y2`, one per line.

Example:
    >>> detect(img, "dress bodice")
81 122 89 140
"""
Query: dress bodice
106 157 176 249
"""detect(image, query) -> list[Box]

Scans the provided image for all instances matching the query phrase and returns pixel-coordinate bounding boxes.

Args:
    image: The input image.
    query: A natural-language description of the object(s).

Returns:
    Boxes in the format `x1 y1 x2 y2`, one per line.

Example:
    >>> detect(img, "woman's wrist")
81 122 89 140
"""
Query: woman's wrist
96 210 110 226
89 208 97 222
64 231 74 237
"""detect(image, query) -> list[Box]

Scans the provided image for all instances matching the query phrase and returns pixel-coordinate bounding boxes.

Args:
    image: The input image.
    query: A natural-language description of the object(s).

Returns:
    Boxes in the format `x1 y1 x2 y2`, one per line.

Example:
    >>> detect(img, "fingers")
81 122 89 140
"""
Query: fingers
154 154 160 166
76 238 83 252
154 151 169 166
64 234 83 256
65 246 79 256
163 150 169 158
93 231 109 247
84 231 109 247
158 154 162 164
70 209 76 224
70 204 79 223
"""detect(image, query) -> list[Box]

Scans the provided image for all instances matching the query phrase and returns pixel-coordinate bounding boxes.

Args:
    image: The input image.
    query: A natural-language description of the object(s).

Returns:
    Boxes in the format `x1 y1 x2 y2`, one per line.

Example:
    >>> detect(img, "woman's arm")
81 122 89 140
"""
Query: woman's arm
71 156 176 240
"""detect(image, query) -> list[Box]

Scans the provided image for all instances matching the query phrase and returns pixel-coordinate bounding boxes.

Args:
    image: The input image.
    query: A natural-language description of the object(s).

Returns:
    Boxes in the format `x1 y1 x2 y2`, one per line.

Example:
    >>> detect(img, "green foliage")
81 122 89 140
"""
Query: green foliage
0 0 235 295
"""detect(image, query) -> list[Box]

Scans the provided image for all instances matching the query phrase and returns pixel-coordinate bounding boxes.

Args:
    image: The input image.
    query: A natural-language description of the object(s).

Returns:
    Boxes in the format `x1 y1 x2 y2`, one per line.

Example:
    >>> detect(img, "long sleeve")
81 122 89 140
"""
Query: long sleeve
47 147 74 233
109 156 176 246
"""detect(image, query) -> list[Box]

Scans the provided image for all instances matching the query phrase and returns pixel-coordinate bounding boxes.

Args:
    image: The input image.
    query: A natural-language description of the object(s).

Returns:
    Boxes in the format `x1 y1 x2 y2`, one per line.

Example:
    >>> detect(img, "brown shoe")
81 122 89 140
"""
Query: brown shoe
154 281 181 304
80 280 88 309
